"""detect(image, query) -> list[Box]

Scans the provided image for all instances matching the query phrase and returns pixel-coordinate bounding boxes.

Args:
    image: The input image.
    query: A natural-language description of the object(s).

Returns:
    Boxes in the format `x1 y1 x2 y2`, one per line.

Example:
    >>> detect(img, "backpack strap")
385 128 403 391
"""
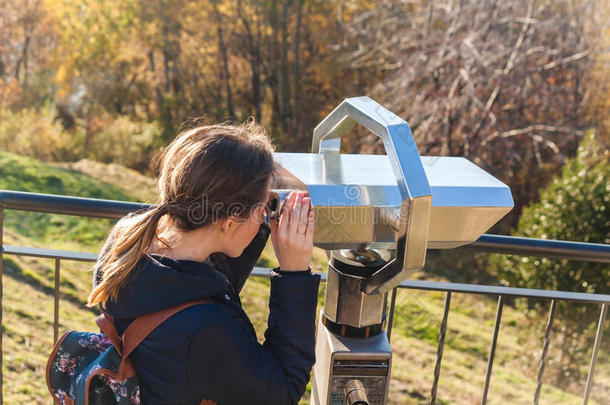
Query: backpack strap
96 312 123 355
96 299 213 380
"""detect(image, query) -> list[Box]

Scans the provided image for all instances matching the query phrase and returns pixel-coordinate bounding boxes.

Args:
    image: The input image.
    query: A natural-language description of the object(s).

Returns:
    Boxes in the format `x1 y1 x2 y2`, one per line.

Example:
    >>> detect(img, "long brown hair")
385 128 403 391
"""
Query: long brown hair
88 122 275 307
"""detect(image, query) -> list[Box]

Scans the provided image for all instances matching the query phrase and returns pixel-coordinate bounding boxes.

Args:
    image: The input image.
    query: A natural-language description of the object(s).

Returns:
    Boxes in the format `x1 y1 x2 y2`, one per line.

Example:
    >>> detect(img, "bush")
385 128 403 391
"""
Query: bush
491 132 609 293
87 115 162 171
489 132 609 382
0 105 163 171
0 104 85 161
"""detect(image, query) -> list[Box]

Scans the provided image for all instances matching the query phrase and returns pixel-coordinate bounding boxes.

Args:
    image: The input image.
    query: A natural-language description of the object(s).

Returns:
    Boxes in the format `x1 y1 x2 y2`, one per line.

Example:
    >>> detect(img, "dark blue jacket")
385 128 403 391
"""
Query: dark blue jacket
96 224 321 404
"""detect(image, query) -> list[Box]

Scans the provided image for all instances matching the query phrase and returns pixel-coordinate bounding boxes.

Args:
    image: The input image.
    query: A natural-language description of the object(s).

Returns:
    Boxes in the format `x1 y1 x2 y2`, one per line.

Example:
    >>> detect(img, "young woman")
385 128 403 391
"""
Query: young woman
88 122 320 404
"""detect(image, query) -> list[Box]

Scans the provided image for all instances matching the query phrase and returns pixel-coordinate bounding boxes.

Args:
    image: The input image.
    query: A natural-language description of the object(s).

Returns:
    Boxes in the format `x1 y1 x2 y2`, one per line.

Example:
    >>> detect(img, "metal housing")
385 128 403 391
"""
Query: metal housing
273 97 513 296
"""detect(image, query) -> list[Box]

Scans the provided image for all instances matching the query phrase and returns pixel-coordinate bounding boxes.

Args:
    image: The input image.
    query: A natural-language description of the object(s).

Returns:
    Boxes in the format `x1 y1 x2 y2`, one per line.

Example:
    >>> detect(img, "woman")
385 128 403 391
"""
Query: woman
88 122 320 404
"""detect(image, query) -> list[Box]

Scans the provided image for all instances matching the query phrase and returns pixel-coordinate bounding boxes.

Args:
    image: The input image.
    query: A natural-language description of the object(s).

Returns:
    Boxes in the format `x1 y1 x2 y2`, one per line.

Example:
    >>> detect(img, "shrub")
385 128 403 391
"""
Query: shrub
489 132 609 382
87 115 162 171
491 132 609 293
0 104 84 161
0 105 163 171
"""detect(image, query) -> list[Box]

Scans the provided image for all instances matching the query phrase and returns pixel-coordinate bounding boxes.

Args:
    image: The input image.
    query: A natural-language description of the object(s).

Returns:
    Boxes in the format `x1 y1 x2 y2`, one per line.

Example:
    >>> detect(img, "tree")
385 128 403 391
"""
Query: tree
339 0 602 228
230 0 344 148
0 0 56 108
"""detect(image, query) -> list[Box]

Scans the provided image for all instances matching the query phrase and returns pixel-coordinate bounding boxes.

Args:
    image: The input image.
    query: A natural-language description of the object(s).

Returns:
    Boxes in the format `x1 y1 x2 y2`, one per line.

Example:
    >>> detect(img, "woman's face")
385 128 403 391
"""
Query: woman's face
221 183 271 258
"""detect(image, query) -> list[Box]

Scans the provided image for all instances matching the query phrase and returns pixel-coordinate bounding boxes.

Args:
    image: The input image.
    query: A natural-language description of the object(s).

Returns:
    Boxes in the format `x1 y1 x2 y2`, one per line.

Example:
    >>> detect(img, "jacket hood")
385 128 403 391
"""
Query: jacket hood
103 253 232 319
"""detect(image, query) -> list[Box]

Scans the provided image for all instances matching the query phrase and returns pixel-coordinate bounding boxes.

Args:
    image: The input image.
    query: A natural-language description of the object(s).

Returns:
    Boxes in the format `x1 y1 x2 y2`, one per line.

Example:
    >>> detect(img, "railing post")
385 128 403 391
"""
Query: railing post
0 208 4 405
53 259 61 343
582 303 608 405
430 291 451 405
482 295 504 405
534 299 557 404
387 287 398 342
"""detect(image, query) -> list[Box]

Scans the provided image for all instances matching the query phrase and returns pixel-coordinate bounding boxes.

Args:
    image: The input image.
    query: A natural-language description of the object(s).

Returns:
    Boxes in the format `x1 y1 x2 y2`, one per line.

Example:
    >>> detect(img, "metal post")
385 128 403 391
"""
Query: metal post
387 287 398 342
0 208 3 405
582 303 608 405
482 295 504 405
431 292 451 405
534 299 557 404
53 259 60 343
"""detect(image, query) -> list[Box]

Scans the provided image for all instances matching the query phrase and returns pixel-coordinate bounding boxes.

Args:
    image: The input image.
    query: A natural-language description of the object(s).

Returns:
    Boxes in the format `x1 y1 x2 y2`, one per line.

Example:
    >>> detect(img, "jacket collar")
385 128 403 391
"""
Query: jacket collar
104 253 233 319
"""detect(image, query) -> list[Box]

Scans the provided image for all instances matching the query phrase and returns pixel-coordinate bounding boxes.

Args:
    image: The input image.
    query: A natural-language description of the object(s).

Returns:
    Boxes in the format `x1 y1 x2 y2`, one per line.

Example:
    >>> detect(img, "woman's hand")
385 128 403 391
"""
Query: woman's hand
269 191 314 271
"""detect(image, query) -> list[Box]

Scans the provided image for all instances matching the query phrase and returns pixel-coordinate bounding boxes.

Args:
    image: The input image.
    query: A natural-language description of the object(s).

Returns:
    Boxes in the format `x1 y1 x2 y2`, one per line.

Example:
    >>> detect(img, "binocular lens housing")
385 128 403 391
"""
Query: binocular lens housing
266 189 298 219
267 193 279 217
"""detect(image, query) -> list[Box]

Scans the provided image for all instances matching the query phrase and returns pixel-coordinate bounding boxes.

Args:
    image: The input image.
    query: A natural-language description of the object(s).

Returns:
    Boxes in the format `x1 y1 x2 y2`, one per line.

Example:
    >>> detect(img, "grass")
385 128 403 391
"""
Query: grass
0 152 607 404
54 158 158 203
0 151 134 249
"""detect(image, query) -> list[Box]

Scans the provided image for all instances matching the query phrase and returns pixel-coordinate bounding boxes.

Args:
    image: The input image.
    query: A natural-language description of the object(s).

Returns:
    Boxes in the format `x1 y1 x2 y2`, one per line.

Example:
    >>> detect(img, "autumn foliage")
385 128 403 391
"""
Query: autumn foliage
0 0 607 219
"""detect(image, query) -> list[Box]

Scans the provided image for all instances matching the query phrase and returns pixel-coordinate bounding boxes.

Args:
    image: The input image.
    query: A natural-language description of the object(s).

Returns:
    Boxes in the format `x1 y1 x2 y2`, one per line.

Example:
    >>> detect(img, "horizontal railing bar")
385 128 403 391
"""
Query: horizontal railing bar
464 234 610 264
398 280 610 304
0 190 149 219
1 190 609 263
2 245 98 262
3 244 608 304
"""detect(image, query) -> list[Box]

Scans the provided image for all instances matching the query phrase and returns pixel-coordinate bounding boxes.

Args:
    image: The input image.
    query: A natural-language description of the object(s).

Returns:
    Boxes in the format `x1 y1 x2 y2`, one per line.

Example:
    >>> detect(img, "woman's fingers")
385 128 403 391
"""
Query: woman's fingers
305 209 314 242
269 190 315 271
297 196 310 235
269 214 278 243
287 192 303 235
277 191 295 233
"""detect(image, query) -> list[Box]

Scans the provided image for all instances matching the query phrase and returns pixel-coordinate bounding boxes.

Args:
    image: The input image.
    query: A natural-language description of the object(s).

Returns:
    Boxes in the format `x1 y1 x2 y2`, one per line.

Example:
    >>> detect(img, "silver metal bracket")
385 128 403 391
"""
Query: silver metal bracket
312 96 433 295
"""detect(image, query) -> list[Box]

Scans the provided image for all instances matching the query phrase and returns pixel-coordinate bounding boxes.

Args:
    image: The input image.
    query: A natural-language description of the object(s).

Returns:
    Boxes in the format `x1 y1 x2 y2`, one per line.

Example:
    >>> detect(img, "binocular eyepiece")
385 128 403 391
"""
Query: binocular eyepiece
266 189 303 219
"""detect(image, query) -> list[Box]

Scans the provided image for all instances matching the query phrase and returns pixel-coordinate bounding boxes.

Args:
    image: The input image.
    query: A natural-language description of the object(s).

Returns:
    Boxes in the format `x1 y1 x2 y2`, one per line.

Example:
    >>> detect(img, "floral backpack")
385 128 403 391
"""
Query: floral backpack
46 300 211 405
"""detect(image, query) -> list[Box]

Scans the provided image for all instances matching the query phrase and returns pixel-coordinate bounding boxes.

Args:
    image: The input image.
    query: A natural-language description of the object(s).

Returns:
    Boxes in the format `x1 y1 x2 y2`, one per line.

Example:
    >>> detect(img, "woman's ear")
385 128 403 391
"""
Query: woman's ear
220 216 241 236
219 217 231 235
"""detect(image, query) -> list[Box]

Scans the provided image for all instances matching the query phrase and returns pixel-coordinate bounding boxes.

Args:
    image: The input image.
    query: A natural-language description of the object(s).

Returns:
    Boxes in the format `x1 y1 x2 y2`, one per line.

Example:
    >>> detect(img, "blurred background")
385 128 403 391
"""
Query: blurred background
0 0 608 403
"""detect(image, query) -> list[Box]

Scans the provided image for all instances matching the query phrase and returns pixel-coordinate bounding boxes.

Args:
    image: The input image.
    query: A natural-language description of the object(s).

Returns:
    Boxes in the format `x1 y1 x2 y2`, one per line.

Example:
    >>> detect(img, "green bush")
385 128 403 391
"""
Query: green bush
489 132 609 382
491 132 609 294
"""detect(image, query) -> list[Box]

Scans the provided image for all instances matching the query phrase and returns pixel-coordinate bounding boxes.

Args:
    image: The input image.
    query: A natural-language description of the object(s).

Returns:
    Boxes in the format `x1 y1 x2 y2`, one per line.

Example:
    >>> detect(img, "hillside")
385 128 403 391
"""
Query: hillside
0 152 606 404
54 159 158 204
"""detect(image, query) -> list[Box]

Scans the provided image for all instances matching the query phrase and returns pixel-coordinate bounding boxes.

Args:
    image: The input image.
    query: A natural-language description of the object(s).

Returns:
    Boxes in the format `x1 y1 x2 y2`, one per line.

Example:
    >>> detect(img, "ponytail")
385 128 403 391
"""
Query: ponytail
87 206 167 307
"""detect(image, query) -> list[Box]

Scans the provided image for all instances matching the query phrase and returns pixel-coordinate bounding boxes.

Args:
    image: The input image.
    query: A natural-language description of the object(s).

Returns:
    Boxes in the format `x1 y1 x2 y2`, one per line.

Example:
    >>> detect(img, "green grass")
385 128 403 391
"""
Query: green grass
1 152 607 404
0 151 135 249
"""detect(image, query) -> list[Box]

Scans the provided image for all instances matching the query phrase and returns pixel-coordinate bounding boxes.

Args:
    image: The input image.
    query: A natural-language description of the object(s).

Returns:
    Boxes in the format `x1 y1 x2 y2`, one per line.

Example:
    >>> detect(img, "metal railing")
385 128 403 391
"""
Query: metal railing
1 190 609 405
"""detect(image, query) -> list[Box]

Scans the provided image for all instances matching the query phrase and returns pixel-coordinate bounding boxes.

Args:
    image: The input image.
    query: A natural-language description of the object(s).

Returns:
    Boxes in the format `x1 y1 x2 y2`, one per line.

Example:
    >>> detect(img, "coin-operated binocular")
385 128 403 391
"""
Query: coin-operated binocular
270 97 513 405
